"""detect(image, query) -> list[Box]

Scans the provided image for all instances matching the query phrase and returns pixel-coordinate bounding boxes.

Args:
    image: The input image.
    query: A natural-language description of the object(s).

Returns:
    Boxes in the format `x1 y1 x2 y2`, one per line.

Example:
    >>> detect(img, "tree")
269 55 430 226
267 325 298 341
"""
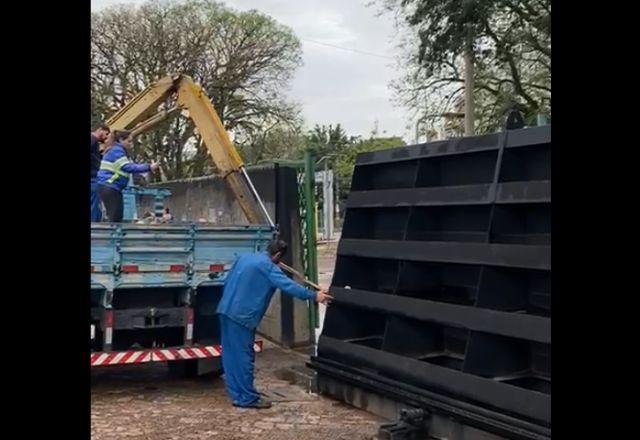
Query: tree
240 123 306 165
304 124 358 159
91 0 303 180
300 123 405 200
376 0 550 134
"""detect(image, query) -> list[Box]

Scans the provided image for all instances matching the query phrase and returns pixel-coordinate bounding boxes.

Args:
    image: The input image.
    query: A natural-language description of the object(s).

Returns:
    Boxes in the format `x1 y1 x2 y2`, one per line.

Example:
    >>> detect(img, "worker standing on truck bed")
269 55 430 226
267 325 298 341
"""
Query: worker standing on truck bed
97 130 159 222
90 123 110 222
217 239 332 409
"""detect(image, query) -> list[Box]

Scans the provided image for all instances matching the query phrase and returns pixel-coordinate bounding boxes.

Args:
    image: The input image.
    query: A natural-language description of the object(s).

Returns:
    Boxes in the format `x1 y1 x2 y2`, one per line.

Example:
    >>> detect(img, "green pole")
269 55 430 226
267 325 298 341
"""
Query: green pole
304 151 319 338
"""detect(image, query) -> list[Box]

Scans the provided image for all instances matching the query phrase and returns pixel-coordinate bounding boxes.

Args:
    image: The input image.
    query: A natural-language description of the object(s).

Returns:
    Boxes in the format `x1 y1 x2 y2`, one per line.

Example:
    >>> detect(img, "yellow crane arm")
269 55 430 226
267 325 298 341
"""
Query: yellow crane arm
104 74 274 226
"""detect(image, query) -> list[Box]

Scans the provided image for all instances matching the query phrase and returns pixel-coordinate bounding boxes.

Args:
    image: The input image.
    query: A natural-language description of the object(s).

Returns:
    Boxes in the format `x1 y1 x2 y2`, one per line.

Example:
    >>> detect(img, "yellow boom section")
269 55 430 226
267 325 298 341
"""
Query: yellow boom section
104 74 272 226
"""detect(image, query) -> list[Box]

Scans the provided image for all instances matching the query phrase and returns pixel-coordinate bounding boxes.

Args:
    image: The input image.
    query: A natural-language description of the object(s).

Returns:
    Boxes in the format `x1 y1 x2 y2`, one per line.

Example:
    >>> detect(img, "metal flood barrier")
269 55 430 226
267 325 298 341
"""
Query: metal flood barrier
310 126 551 440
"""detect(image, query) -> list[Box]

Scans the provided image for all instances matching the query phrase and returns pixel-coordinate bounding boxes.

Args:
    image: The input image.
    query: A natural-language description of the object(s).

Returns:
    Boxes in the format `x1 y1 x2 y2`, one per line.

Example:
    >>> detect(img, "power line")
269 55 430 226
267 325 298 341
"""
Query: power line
301 38 394 60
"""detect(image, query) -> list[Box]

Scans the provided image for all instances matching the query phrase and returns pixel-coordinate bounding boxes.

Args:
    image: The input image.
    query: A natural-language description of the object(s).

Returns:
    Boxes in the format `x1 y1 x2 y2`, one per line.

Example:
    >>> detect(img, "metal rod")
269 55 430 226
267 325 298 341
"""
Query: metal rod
279 262 321 291
240 166 275 228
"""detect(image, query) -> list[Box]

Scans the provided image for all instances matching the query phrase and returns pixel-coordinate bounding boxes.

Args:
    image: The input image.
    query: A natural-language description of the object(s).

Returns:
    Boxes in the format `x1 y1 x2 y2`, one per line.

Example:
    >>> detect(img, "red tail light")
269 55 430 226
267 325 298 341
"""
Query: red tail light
104 310 114 328
170 264 185 272
209 264 225 272
122 265 139 273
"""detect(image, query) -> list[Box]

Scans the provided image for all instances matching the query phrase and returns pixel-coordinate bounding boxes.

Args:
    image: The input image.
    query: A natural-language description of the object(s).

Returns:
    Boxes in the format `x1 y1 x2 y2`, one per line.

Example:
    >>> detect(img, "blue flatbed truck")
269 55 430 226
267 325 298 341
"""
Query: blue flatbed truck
90 219 272 376
91 74 278 376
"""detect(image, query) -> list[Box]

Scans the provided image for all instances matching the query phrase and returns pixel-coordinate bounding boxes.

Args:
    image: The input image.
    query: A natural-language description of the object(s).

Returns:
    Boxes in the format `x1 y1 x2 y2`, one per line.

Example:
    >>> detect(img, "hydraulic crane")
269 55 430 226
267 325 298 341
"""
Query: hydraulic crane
105 74 274 227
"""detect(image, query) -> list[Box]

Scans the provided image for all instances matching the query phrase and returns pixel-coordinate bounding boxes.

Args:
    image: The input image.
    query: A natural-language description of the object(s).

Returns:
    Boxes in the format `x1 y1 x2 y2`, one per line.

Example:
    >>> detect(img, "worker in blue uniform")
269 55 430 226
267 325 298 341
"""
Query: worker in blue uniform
217 239 332 409
96 130 158 222
90 123 110 222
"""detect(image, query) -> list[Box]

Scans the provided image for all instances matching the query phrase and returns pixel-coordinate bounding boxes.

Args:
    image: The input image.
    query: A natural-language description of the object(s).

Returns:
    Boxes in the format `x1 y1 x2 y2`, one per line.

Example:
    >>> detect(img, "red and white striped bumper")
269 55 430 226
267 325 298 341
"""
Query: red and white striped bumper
90 341 263 367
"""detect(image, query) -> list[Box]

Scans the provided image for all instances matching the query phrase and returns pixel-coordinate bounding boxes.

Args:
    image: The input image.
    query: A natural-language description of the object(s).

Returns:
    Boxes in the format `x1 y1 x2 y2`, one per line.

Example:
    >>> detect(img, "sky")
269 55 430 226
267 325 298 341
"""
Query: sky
91 0 413 140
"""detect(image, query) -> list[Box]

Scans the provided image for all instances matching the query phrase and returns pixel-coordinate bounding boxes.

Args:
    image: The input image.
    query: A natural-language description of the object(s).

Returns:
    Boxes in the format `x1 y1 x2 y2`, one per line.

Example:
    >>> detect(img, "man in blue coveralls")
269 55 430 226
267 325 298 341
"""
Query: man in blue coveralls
217 239 332 409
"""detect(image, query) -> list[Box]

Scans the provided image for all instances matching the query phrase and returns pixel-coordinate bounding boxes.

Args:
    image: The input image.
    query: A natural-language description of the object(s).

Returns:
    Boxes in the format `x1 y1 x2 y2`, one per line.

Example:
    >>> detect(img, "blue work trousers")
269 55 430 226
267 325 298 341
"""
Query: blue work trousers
90 177 102 222
219 314 260 406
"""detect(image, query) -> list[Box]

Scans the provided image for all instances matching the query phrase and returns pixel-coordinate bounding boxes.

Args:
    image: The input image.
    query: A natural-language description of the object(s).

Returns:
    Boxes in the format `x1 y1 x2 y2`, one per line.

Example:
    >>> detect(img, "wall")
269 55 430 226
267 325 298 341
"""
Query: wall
143 166 274 225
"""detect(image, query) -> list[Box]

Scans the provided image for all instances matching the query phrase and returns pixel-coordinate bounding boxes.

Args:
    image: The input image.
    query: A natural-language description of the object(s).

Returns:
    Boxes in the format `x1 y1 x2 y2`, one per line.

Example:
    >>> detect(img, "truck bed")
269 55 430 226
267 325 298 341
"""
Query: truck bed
91 223 273 291
90 223 273 369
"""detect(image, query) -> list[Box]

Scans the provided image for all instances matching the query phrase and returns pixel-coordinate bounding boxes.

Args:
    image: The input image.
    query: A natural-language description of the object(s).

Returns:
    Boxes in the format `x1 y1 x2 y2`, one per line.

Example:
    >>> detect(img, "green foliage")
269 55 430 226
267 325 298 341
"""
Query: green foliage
377 0 551 134
301 123 405 201
304 124 359 159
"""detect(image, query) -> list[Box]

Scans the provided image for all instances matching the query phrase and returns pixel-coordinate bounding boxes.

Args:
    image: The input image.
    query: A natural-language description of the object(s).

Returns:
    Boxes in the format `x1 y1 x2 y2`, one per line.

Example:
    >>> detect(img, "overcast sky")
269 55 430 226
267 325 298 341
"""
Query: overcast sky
91 0 412 140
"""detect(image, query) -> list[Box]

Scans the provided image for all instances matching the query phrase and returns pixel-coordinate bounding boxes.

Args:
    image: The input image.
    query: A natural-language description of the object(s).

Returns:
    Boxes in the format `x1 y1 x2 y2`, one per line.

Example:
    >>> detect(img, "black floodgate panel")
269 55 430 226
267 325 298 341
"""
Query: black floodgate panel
310 126 551 440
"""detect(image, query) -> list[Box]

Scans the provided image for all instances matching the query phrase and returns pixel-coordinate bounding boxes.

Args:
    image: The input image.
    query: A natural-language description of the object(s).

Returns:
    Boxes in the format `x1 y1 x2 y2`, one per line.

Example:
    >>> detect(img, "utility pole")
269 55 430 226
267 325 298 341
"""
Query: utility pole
463 18 475 137
464 51 475 136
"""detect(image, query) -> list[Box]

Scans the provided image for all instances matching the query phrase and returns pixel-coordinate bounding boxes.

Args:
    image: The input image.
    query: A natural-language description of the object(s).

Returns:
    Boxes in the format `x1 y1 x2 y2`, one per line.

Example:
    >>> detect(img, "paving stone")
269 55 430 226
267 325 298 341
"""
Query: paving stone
91 343 381 440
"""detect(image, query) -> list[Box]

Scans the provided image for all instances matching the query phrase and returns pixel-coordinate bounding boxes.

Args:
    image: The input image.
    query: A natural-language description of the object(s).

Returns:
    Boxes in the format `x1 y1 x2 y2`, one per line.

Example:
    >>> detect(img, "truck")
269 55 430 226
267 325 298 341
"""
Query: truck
91 75 275 376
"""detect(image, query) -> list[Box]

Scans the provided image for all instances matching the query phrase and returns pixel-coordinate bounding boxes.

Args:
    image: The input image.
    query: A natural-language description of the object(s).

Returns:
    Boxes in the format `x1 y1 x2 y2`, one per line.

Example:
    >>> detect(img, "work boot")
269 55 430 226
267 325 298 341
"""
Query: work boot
234 398 272 409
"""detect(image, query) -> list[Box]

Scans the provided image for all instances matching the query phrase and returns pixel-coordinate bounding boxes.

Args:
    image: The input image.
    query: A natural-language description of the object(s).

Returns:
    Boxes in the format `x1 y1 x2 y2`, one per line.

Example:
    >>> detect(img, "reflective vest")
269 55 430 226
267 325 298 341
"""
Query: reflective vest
97 143 151 191
100 155 131 184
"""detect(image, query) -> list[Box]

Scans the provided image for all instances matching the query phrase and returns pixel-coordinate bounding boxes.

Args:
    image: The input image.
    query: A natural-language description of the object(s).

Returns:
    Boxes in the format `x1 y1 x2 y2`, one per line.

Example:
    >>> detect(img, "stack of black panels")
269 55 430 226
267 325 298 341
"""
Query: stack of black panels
310 126 550 439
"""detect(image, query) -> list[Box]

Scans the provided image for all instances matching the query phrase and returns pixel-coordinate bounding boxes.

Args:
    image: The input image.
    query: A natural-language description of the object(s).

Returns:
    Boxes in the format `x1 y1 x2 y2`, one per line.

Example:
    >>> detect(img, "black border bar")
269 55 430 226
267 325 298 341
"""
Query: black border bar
338 239 551 270
330 287 550 343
